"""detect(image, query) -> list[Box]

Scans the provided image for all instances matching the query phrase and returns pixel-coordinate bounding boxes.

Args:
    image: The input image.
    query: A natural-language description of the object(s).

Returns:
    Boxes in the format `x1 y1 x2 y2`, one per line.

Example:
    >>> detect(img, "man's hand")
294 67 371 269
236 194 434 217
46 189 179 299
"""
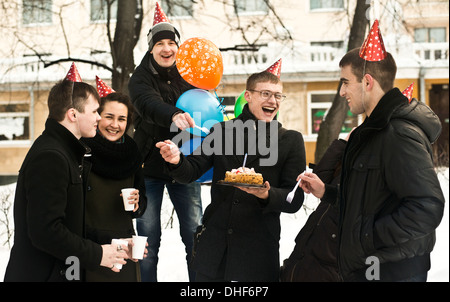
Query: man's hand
236 181 270 200
156 140 181 165
100 244 129 272
299 172 325 199
172 112 195 131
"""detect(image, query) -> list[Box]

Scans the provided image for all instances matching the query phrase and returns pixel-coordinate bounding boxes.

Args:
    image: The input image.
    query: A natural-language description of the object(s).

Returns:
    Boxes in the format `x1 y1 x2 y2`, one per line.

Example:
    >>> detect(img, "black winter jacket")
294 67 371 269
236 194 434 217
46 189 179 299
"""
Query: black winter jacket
166 105 306 281
323 89 445 281
280 138 345 282
5 119 103 281
128 51 195 180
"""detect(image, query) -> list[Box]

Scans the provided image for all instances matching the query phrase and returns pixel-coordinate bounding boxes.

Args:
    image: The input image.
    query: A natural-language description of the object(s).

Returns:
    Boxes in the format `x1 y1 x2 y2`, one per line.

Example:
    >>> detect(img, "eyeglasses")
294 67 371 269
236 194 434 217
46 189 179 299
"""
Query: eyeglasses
248 90 286 102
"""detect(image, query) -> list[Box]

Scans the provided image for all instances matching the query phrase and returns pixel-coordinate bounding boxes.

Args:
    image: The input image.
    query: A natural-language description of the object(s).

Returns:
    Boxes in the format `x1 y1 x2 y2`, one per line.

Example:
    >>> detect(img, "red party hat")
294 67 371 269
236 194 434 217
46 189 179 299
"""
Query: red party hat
402 82 414 103
153 2 170 25
359 20 387 62
65 62 82 82
96 76 115 98
266 58 282 78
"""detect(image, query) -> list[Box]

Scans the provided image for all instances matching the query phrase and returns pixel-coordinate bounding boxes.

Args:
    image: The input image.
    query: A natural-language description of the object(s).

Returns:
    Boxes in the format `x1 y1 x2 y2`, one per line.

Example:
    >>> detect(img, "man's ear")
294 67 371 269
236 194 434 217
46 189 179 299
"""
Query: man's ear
244 90 252 103
67 108 77 122
363 74 375 91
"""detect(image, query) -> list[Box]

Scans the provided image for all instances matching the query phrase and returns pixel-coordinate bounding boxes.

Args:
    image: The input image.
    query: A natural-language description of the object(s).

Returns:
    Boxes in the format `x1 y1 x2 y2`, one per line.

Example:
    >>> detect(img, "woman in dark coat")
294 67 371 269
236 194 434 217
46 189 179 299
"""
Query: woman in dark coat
81 92 147 282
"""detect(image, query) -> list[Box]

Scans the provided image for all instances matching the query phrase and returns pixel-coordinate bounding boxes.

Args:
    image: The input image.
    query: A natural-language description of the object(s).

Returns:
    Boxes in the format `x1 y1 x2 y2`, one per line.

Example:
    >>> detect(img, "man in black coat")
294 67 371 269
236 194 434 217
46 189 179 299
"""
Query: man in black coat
299 48 445 282
157 71 306 282
127 3 202 282
4 80 129 281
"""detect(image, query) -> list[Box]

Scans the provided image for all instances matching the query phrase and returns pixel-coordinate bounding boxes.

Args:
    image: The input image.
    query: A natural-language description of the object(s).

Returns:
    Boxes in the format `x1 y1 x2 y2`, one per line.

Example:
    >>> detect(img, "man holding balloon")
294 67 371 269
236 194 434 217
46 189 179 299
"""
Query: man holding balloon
128 3 202 282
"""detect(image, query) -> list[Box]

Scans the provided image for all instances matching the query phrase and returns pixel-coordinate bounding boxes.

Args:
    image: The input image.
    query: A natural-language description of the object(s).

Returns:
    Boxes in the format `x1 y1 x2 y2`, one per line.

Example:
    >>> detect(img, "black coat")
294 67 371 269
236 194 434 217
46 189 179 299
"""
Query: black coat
4 119 102 282
128 51 195 180
280 138 345 282
81 133 146 282
323 90 445 281
167 105 306 281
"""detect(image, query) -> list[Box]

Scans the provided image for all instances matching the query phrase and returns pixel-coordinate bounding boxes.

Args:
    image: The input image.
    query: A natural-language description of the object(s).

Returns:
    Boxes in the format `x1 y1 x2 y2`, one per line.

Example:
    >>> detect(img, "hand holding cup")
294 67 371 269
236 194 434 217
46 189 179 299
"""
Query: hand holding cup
121 188 139 212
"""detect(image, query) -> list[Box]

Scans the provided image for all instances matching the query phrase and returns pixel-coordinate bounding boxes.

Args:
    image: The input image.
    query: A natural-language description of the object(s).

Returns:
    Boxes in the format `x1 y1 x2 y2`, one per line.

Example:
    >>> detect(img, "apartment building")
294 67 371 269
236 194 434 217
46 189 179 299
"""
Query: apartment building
0 0 448 183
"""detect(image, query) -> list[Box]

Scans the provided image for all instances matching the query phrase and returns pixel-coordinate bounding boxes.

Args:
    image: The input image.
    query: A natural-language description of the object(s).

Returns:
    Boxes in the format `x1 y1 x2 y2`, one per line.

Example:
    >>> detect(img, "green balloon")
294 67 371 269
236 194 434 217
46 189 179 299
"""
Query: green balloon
234 90 279 118
234 91 247 117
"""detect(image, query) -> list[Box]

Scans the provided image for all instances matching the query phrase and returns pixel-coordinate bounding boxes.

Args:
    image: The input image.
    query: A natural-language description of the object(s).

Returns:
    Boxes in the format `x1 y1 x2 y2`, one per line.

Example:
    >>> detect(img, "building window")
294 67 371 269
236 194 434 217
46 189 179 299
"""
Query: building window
0 101 31 143
234 0 269 14
22 0 52 25
414 27 447 60
309 92 359 135
414 27 446 43
161 0 193 18
310 0 344 10
90 0 117 22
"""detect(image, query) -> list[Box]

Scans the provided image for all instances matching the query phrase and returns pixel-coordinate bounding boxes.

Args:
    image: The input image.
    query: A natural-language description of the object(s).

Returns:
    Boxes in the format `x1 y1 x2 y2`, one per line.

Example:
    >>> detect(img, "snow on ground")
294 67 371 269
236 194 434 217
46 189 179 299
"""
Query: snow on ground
0 168 448 282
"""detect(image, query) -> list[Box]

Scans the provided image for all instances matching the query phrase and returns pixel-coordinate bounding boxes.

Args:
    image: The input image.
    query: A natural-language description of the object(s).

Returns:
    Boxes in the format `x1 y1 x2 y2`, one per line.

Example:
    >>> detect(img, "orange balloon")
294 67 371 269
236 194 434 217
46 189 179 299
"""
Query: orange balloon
176 37 223 90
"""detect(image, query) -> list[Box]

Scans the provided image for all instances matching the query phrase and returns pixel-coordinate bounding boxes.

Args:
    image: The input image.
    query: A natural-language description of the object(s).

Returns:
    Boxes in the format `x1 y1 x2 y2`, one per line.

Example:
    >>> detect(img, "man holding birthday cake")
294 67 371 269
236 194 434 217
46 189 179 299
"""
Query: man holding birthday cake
156 62 306 282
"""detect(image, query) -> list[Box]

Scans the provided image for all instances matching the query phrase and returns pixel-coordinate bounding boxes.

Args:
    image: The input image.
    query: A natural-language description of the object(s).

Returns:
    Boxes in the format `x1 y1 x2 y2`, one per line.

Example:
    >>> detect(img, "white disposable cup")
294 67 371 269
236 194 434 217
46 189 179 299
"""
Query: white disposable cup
121 188 135 211
132 235 147 260
111 239 128 269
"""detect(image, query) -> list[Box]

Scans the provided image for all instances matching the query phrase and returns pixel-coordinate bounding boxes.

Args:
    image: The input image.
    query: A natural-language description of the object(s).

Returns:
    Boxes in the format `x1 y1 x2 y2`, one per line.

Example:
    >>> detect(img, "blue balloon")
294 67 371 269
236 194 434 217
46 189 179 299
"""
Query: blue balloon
176 89 224 137
179 137 213 183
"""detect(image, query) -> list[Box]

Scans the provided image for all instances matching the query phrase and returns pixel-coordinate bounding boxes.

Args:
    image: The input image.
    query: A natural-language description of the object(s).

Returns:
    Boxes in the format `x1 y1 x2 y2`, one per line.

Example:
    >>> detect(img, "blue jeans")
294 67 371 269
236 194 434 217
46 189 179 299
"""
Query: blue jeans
137 178 203 282
396 272 428 282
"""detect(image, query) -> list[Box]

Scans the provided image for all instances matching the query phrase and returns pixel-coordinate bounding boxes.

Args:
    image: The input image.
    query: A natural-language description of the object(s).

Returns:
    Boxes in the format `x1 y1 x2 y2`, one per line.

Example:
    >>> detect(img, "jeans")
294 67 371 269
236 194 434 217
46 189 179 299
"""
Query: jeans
137 178 203 282
396 272 428 282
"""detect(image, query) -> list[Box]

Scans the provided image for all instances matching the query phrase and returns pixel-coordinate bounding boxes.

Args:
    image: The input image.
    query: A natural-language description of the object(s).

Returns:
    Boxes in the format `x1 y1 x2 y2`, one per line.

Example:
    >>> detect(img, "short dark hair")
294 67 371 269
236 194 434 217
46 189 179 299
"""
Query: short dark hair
48 80 100 121
339 48 397 93
99 92 135 133
246 71 282 91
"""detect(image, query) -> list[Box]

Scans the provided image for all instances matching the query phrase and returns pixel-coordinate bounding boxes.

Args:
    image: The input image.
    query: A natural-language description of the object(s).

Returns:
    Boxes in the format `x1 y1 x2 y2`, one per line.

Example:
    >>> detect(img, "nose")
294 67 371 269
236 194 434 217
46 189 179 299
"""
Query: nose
339 85 346 97
268 94 278 104
111 118 119 128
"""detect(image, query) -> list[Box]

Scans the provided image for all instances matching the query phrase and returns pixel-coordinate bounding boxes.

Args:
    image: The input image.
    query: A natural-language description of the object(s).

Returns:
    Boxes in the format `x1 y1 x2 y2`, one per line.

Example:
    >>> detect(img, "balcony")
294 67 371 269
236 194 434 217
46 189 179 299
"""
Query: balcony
0 41 448 85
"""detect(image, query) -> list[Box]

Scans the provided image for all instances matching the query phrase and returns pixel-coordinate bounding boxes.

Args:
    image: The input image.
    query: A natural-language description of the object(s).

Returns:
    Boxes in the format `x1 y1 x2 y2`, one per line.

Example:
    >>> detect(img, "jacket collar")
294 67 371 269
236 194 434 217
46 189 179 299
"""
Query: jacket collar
44 118 89 163
146 51 178 80
232 104 282 168
363 88 407 130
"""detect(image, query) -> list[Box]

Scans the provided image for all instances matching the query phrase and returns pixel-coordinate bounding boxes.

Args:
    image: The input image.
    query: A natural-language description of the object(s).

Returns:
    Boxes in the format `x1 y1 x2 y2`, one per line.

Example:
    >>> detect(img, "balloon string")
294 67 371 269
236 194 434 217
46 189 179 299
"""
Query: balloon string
214 88 231 120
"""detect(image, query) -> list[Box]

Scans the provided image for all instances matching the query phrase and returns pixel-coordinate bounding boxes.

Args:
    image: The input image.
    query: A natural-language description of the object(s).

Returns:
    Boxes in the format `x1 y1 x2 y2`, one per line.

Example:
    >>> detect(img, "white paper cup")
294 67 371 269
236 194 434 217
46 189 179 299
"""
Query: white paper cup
111 239 128 269
121 188 135 211
132 235 147 260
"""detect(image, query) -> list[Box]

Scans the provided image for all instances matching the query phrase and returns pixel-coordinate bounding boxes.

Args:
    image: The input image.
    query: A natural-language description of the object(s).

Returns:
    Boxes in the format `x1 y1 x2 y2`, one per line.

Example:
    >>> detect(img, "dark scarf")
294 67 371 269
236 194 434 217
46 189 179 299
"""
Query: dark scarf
82 133 142 180
232 104 283 158
149 53 179 81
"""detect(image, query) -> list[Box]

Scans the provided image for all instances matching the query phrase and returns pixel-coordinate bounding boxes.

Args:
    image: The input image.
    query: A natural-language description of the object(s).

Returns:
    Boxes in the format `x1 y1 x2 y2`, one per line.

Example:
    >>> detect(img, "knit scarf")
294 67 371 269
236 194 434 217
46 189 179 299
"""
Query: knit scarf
82 133 142 180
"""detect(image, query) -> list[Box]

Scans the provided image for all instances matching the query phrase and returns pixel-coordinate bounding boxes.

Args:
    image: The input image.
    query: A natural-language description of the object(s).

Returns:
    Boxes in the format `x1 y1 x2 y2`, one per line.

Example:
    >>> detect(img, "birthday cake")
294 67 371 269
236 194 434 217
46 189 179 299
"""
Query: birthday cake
224 167 263 185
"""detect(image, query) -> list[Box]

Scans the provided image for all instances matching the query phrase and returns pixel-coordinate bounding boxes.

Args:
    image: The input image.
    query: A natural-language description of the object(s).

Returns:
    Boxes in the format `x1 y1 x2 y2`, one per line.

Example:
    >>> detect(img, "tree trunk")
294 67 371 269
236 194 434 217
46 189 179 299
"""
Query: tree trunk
314 1 370 163
111 0 143 95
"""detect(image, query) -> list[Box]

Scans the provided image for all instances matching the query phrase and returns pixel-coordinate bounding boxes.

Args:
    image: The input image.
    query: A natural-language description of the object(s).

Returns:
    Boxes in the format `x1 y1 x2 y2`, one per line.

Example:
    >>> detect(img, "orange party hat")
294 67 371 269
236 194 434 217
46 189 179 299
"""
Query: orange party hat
359 20 387 62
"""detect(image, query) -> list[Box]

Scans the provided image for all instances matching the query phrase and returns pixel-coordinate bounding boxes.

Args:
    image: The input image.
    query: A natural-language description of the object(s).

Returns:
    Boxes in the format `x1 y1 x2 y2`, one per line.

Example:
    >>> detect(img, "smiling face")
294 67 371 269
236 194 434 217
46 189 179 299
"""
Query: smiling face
245 81 282 122
339 65 366 115
75 94 101 138
151 39 178 68
97 101 128 142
